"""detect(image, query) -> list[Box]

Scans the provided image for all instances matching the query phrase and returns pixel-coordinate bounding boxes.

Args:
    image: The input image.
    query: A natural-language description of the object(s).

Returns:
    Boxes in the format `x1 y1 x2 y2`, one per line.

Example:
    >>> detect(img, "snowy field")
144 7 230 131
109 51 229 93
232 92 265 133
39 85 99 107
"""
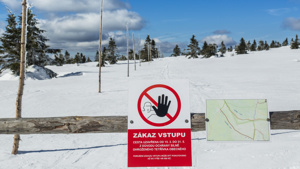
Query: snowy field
0 46 300 168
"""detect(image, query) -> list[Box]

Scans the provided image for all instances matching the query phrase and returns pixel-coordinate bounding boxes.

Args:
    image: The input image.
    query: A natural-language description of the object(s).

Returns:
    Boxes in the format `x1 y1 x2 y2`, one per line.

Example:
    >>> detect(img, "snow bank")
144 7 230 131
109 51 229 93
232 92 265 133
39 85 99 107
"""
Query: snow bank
0 65 57 81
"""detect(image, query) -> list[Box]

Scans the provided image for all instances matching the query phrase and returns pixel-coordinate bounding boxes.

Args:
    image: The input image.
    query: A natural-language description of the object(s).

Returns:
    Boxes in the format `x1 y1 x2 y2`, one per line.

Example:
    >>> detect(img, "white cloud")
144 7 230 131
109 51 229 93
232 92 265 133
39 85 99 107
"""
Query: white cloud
0 0 20 10
201 35 236 46
267 8 292 16
283 17 300 30
1 0 146 56
30 0 129 12
1 0 130 12
40 10 144 47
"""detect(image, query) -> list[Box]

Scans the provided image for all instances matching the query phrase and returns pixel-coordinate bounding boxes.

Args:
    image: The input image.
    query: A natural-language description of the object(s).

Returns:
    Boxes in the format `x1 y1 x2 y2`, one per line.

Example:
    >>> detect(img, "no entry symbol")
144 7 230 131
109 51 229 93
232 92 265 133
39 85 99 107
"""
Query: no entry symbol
137 84 181 127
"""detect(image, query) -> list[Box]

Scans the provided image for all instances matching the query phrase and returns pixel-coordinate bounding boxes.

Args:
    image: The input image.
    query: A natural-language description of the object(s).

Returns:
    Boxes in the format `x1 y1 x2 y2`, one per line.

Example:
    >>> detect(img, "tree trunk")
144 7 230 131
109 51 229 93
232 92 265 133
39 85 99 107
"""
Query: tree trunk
12 0 27 155
0 111 299 135
98 0 103 93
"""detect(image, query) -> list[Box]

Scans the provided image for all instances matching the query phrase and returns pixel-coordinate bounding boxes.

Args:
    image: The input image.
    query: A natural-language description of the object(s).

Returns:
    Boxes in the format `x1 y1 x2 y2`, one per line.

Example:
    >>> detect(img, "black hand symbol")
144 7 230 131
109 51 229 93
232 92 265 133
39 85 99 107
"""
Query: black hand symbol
152 94 171 117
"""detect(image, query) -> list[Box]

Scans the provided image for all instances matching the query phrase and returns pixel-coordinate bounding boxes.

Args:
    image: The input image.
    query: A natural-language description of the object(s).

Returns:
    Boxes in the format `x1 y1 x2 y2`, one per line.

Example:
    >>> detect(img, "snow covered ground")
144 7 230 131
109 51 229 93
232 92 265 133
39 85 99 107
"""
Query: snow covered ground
0 46 300 168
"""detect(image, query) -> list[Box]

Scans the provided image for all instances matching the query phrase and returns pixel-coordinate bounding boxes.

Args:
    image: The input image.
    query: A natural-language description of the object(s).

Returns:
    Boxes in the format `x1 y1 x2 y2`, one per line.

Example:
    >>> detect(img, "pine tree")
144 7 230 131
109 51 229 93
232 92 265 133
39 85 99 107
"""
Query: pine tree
81 53 86 63
207 44 217 57
282 38 288 46
151 39 158 58
0 12 21 74
87 57 92 62
55 53 64 66
187 35 200 58
95 51 99 62
219 41 226 56
74 52 80 65
270 40 275 48
246 41 251 51
172 44 181 56
128 49 134 60
0 9 58 74
101 47 107 66
64 50 72 64
227 46 233 52
250 40 257 51
140 35 152 61
107 37 117 64
96 47 108 67
291 34 299 49
236 38 247 54
264 41 269 50
257 40 264 51
201 41 208 56
22 8 49 66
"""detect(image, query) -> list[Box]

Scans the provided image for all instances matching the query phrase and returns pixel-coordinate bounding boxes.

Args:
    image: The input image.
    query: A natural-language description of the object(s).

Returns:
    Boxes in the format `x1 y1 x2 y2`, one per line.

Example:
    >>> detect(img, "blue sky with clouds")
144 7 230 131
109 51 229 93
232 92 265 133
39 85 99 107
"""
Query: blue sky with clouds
0 0 299 57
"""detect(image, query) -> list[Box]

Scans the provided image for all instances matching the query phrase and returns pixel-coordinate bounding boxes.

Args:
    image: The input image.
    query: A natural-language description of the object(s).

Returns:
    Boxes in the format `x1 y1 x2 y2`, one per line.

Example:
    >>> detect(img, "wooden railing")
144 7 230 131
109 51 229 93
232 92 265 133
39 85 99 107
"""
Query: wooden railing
1 111 299 134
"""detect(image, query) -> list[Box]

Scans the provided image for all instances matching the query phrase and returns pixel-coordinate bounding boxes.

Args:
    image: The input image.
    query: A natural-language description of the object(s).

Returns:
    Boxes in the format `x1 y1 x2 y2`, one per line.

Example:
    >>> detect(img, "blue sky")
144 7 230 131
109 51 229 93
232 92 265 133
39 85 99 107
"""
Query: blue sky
0 0 300 57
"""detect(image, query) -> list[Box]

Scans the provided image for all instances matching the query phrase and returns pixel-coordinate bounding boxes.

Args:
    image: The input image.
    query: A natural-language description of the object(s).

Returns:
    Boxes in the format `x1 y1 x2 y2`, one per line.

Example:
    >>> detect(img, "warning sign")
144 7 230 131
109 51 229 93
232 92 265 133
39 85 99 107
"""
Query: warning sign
128 80 192 167
137 84 181 127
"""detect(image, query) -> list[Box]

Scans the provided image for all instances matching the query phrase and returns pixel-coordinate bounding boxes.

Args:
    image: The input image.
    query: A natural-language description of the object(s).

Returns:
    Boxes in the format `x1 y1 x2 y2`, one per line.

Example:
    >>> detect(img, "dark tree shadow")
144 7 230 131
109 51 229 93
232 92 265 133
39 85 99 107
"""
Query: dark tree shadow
18 143 127 154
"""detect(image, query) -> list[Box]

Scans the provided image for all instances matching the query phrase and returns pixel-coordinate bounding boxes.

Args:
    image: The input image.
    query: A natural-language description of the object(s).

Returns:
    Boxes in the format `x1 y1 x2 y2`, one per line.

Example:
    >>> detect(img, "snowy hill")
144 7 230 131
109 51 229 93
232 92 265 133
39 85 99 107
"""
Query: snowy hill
0 46 300 168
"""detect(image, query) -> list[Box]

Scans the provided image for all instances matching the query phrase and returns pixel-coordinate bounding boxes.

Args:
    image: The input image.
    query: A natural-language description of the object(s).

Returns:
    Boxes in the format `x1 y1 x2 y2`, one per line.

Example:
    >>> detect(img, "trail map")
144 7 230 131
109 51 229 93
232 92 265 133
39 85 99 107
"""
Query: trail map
206 99 270 141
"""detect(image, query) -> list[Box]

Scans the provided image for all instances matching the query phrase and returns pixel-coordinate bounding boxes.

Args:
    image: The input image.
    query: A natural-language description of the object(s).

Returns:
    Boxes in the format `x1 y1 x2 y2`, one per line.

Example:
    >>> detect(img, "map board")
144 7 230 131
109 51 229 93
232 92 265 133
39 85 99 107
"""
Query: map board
128 80 192 167
206 99 270 141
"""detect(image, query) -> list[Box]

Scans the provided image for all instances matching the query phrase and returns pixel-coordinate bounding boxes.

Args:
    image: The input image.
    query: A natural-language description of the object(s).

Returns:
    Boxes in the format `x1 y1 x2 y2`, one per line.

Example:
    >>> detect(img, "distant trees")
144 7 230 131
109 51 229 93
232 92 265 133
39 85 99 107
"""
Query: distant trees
291 34 299 49
172 44 181 56
202 43 217 58
227 46 233 52
250 40 257 51
264 41 270 50
270 40 281 48
282 38 288 46
186 35 200 58
257 40 264 51
140 35 158 61
74 52 86 65
219 41 226 56
107 37 118 64
140 35 151 61
236 38 247 54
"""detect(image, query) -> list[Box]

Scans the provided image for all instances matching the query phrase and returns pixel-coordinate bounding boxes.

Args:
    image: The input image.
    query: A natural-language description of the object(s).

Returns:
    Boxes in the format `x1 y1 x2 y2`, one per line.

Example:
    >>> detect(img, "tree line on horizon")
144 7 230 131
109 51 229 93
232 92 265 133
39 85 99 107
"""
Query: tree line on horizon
1 9 299 75
171 34 299 58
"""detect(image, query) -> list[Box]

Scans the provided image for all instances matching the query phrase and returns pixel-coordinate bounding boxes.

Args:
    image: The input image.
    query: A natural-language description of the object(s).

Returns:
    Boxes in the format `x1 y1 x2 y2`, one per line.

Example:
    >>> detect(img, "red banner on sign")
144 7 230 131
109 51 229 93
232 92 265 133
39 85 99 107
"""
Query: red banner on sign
128 128 192 167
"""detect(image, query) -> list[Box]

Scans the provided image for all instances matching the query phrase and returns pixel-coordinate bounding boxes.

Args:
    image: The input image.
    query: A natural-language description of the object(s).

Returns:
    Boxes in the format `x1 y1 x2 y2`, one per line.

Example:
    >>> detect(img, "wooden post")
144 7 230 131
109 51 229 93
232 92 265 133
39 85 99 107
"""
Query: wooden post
138 35 141 66
149 44 152 61
12 0 27 155
0 111 299 134
148 44 150 62
126 23 129 77
133 32 136 71
98 0 103 93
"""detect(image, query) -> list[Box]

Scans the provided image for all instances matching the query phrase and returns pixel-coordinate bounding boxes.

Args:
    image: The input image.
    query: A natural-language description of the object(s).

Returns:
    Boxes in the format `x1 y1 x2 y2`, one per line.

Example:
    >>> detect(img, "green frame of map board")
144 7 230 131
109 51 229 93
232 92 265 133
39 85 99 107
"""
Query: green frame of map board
206 99 270 141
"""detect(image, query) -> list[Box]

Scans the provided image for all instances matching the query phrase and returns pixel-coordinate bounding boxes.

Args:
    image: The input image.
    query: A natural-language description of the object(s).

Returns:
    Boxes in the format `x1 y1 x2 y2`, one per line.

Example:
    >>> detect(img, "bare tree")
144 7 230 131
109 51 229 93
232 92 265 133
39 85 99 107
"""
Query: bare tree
98 0 103 93
12 0 27 155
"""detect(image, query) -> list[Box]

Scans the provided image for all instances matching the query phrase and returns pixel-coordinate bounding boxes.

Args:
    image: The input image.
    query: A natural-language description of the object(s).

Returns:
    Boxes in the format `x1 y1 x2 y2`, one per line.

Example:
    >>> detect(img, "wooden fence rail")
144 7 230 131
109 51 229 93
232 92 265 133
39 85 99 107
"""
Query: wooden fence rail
0 111 299 134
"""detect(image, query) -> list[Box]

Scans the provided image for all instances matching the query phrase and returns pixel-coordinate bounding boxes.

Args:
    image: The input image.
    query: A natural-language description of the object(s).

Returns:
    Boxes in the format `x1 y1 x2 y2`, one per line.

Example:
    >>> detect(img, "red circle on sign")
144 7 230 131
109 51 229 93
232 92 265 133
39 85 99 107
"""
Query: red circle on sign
137 84 181 127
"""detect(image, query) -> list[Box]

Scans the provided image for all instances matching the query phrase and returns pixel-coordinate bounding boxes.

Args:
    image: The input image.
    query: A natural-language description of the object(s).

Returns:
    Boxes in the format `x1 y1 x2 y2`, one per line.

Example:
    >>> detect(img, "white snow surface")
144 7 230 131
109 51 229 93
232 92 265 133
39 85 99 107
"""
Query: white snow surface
0 46 300 168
